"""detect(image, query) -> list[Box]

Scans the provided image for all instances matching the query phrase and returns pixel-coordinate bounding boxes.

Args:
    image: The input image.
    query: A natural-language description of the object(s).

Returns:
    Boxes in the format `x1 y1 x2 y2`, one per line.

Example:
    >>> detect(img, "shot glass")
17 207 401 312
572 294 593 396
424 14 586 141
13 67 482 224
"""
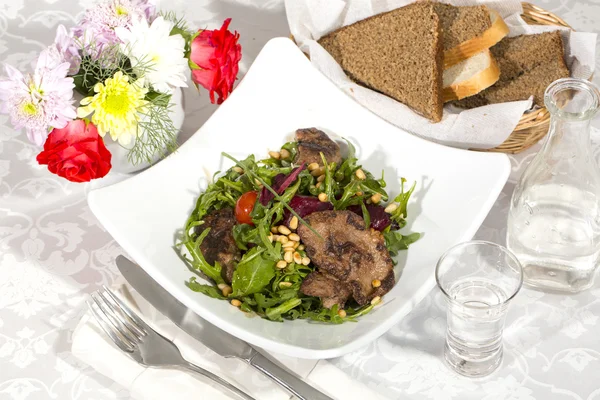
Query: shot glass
436 241 523 377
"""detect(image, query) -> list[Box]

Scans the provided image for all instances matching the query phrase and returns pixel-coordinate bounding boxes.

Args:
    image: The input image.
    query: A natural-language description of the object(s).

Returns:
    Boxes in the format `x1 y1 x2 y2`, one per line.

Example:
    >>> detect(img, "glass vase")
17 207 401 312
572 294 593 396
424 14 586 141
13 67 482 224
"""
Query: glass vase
507 78 600 293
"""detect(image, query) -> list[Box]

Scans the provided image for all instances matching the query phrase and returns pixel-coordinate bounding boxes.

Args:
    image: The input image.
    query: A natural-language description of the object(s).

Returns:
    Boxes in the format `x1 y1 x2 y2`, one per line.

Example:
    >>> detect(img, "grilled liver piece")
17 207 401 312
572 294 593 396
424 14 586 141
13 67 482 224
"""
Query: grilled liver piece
295 128 342 167
196 208 241 284
298 210 395 306
300 271 352 309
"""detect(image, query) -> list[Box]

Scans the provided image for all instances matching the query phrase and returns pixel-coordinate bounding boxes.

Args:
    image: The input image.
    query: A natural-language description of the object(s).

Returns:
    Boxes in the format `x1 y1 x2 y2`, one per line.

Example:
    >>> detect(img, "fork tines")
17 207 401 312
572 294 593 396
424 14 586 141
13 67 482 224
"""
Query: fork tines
87 286 149 353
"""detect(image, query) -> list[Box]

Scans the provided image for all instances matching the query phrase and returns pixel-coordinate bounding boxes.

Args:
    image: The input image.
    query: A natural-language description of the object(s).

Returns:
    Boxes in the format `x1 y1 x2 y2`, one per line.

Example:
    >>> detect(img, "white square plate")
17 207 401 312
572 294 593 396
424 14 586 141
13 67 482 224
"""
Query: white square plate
88 38 510 359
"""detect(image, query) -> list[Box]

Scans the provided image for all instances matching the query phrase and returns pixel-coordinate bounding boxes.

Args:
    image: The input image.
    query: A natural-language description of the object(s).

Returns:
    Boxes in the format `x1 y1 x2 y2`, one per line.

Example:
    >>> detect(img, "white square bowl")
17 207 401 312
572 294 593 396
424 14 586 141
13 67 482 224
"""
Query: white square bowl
88 37 510 359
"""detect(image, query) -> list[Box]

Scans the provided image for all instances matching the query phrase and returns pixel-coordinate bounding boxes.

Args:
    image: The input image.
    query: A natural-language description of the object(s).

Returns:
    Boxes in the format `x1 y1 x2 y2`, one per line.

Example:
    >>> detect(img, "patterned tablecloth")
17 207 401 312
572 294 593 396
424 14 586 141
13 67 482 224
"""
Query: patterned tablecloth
1 1 600 399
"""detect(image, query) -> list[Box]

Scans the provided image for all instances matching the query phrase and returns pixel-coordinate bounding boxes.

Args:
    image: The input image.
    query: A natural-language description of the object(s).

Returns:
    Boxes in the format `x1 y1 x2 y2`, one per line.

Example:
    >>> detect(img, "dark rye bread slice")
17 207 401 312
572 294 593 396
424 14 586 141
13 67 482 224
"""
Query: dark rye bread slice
318 2 444 122
454 60 571 108
431 2 491 51
453 31 570 108
491 30 567 81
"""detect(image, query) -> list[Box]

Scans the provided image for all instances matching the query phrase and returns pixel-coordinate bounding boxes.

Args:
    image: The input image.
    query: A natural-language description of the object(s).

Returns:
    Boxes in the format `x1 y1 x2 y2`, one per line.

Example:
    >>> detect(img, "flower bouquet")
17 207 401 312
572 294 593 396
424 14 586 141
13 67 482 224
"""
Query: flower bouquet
0 0 242 182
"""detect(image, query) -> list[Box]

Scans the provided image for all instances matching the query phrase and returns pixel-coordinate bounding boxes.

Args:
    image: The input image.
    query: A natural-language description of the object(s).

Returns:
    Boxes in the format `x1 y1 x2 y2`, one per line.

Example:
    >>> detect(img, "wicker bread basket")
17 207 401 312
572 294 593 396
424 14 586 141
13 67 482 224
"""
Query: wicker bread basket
291 2 575 154
483 2 573 154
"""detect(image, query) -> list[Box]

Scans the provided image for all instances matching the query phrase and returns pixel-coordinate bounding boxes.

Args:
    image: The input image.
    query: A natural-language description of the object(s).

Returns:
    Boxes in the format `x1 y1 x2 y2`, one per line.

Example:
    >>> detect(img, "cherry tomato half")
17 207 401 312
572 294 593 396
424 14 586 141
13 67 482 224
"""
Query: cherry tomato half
235 191 258 225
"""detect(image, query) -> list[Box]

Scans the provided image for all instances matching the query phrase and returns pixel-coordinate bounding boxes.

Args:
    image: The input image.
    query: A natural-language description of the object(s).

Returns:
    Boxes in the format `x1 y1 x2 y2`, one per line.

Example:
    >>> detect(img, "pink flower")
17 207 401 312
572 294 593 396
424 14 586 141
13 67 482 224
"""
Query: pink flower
36 26 80 75
73 0 155 48
189 18 242 105
0 52 76 146
53 25 81 74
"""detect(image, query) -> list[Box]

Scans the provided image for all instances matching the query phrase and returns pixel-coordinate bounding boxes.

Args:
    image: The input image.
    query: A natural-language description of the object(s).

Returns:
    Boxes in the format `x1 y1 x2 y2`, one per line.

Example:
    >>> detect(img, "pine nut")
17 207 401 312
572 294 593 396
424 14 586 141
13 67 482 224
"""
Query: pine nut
276 260 287 269
255 178 262 186
317 174 326 183
338 309 347 318
370 296 381 306
288 233 300 242
371 193 382 204
355 191 363 196
269 151 280 159
284 247 295 253
372 279 381 288
231 299 242 307
293 252 302 264
279 282 293 288
271 226 279 234
293 241 299 249
221 286 232 296
355 169 366 180
268 233 274 243
277 236 289 244
217 283 227 290
284 251 293 263
311 168 324 177
315 182 322 189
301 257 311 265
297 244 305 251
289 216 298 230
318 193 328 202
384 203 398 213
282 241 295 249
308 162 320 171
280 148 291 159
278 225 291 235
232 166 243 174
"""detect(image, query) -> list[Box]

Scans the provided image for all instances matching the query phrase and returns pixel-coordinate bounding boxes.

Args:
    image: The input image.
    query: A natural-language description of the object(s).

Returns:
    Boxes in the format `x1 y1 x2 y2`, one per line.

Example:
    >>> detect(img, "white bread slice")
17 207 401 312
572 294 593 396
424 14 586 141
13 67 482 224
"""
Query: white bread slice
443 49 500 102
444 10 509 69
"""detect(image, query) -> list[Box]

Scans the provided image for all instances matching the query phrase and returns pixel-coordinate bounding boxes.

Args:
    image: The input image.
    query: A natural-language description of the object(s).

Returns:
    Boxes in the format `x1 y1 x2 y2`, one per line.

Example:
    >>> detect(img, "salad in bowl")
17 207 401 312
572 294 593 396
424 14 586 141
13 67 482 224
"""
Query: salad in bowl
180 128 419 323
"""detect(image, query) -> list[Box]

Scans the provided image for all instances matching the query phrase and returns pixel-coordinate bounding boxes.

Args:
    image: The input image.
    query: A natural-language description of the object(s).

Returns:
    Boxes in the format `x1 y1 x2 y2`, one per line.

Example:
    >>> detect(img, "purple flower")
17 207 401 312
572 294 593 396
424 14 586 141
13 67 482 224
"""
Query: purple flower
73 0 156 48
0 52 76 146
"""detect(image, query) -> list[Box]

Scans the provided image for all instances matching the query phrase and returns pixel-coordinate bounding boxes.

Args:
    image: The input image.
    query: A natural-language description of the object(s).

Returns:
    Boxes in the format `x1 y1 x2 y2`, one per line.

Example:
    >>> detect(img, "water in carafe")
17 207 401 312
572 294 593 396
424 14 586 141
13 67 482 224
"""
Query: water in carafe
507 78 600 292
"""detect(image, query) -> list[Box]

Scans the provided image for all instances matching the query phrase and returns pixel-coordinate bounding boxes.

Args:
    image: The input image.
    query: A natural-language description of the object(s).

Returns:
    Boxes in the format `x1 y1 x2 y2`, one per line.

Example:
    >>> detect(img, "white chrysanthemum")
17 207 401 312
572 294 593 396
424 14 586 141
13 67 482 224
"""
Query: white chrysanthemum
115 16 188 94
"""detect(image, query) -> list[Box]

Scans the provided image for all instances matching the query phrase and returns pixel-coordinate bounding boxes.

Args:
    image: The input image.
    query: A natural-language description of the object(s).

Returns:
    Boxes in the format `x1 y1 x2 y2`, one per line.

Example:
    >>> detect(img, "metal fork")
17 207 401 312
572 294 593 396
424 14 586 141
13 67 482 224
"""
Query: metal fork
87 286 256 400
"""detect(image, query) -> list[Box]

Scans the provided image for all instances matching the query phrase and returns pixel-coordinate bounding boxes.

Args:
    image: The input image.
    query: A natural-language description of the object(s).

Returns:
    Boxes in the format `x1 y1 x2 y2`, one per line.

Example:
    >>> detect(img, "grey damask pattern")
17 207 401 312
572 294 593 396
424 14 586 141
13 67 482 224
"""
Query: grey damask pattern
0 1 599 399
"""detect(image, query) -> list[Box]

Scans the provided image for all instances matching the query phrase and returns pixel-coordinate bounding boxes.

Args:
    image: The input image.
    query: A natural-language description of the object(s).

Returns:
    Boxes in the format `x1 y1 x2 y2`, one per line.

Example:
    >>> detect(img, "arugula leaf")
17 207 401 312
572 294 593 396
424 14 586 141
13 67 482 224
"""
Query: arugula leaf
186 278 226 299
232 224 259 251
184 228 224 285
258 222 279 260
266 298 303 321
281 141 298 161
232 247 276 297
360 201 370 230
254 292 281 308
336 138 357 183
320 152 339 204
384 231 421 257
390 178 416 226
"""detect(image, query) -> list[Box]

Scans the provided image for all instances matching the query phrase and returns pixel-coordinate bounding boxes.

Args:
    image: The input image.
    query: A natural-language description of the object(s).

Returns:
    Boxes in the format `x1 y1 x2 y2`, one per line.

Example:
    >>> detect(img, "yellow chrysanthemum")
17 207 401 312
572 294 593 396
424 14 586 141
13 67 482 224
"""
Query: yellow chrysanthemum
77 71 148 146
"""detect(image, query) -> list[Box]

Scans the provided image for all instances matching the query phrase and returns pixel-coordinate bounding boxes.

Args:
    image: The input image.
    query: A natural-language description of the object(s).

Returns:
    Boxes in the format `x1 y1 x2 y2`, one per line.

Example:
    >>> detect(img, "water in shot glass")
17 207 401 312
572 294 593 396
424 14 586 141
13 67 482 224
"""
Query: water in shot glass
436 241 523 377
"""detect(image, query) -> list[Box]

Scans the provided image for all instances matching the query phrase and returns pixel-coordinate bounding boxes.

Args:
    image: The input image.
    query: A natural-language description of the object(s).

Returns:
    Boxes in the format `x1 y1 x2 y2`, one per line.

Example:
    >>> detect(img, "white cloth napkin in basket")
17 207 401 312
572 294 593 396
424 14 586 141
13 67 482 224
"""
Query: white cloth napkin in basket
71 281 389 400
285 0 597 150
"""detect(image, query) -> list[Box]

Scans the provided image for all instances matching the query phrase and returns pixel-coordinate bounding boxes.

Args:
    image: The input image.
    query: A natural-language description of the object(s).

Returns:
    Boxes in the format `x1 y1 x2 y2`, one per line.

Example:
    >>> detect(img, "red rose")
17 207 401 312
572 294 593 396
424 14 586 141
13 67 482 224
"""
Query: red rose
36 119 111 183
190 18 242 105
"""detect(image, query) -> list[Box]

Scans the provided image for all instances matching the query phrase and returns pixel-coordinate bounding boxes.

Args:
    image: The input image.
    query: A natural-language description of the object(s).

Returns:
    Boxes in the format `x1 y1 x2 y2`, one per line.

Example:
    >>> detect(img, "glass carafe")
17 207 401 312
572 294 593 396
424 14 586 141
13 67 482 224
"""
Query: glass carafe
507 78 600 292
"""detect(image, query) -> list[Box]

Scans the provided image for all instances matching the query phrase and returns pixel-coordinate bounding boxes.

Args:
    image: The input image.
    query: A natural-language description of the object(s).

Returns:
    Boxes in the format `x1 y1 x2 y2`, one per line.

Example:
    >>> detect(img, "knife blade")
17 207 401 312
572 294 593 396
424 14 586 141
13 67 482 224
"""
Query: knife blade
115 255 334 400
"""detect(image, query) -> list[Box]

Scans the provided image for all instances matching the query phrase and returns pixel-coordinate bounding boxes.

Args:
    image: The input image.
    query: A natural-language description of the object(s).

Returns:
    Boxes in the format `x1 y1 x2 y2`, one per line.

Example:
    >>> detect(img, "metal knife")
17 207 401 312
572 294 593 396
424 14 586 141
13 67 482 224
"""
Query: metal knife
115 255 334 400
